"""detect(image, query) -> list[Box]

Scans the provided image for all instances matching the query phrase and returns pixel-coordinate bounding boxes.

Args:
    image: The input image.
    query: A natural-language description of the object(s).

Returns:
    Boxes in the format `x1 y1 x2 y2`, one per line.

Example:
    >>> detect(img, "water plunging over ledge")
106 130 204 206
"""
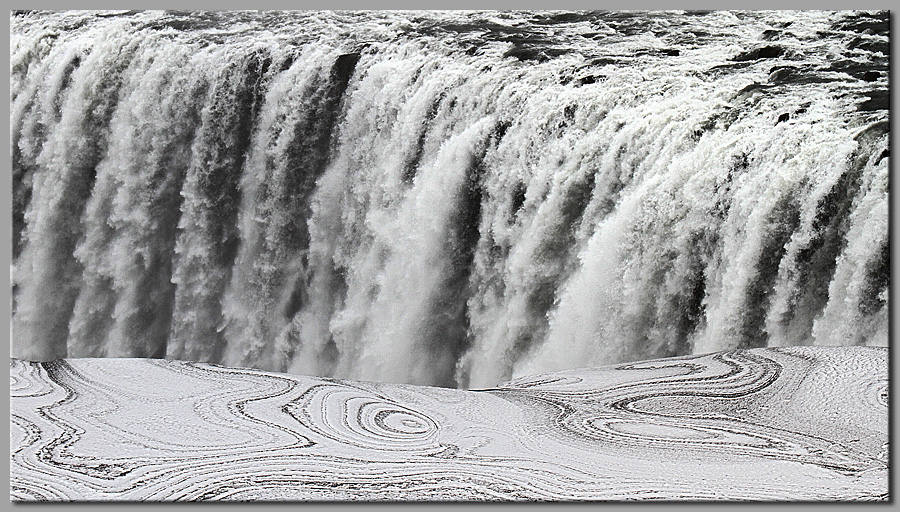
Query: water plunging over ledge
10 10 889 388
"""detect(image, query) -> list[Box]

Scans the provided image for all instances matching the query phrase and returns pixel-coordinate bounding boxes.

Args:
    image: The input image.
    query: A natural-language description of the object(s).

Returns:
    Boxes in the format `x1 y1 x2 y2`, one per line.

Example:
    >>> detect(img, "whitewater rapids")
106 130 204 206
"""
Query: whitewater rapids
10 11 889 388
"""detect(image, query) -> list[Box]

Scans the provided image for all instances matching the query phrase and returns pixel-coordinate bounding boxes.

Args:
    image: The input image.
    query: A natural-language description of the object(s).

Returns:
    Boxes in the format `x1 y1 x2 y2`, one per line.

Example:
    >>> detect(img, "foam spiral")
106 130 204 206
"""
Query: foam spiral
10 347 888 501
284 384 443 453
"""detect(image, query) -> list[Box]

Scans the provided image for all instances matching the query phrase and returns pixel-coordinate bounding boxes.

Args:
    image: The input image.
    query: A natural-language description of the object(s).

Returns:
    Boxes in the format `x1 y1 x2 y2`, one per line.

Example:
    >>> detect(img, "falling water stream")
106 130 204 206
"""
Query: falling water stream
10 10 889 388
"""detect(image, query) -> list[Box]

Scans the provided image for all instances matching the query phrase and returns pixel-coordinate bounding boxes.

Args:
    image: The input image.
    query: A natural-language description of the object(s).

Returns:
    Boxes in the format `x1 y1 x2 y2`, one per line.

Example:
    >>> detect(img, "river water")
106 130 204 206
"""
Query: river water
10 10 889 387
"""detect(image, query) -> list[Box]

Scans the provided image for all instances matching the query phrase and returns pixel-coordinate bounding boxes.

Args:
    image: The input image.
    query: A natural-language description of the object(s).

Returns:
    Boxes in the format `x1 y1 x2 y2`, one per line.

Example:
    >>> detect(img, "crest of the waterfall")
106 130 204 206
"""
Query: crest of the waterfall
10 11 889 388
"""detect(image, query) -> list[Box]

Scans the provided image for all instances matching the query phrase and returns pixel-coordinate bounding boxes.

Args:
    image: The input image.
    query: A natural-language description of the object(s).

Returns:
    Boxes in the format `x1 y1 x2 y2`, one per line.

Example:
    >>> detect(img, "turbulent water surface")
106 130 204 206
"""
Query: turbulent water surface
10 10 890 388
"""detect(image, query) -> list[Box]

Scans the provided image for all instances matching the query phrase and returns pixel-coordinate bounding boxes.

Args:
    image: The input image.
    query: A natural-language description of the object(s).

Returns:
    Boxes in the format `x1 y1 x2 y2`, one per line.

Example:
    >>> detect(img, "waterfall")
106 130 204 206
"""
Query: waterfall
10 10 889 388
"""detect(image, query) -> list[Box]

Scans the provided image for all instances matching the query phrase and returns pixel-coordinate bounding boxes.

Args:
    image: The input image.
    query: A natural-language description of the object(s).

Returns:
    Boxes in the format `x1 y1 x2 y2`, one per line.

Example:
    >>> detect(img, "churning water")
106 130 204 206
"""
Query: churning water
10 10 889 387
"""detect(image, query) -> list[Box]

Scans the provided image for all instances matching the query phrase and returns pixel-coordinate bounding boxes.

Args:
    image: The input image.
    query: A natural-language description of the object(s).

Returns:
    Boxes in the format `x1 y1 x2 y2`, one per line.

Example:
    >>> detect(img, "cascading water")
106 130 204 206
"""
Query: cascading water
10 10 889 388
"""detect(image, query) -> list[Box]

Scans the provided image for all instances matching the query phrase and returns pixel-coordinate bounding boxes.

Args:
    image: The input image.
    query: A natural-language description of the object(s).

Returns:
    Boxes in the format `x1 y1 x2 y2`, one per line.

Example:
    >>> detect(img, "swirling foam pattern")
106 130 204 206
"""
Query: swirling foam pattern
9 347 887 501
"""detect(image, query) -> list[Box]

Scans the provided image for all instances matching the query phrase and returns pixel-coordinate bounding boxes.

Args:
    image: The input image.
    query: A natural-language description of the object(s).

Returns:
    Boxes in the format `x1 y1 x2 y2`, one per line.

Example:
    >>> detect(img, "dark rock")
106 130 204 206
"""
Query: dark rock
504 45 571 63
768 66 798 84
826 59 889 81
858 90 888 112
96 10 142 18
862 71 881 82
709 61 756 73
766 65 841 86
332 53 361 86
831 11 889 37
776 113 790 125
757 46 784 58
590 57 619 66
732 45 784 62
854 120 889 143
848 36 889 55
532 12 588 24
505 46 546 62
661 49 680 56
761 29 781 40
735 82 773 100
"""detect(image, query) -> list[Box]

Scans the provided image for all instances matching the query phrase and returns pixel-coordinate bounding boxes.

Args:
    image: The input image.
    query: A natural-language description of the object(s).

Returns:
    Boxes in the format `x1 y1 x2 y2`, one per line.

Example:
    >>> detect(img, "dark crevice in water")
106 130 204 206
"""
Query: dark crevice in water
36 45 136 359
403 92 445 184
332 52 361 86
859 241 889 317
283 274 307 321
13 52 85 260
510 182 527 216
662 230 718 358
167 50 272 361
740 194 801 349
776 125 884 337
510 166 598 359
11 103 37 261
257 52 360 261
53 55 83 117
211 52 271 267
423 142 493 388
235 51 361 365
